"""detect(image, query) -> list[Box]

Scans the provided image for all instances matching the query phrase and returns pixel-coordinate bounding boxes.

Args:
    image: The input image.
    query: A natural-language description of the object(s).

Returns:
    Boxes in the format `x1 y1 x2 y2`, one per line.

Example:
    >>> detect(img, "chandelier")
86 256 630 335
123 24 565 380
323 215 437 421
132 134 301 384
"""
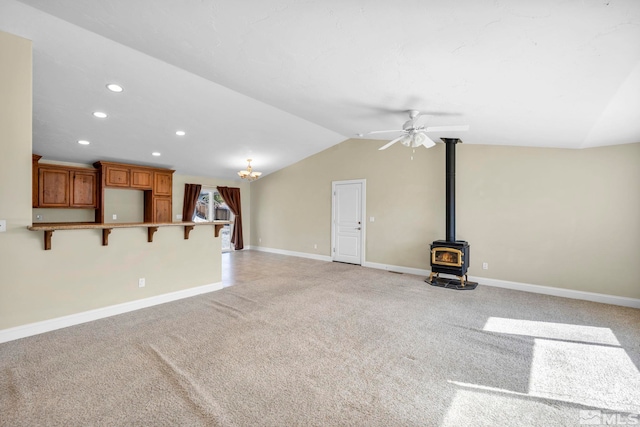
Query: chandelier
237 159 262 181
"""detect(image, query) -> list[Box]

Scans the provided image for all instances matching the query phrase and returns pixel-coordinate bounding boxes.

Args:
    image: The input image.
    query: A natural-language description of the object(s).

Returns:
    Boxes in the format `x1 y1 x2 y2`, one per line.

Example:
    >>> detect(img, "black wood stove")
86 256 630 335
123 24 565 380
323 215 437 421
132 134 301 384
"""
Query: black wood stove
427 138 478 290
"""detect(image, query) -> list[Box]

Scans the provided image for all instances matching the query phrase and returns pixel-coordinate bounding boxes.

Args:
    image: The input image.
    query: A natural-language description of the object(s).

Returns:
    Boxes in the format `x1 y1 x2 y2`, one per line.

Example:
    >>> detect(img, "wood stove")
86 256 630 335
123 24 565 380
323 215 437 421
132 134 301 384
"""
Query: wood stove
429 240 471 286
427 138 477 290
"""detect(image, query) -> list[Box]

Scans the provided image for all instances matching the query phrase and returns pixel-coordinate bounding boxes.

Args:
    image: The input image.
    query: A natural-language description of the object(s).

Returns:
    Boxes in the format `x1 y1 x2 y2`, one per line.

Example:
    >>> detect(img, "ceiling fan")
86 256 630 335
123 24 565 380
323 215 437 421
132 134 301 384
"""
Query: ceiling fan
362 110 469 150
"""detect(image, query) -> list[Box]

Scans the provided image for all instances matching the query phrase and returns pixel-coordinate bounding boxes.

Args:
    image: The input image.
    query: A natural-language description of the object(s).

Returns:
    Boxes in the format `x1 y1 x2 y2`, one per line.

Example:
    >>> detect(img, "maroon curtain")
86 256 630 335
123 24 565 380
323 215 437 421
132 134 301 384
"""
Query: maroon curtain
217 186 243 250
182 183 202 222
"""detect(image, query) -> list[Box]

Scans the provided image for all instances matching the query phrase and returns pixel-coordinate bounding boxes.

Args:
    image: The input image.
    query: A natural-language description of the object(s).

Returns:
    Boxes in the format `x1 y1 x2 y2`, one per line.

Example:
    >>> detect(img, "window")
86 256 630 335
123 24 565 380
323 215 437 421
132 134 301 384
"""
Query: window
194 189 233 252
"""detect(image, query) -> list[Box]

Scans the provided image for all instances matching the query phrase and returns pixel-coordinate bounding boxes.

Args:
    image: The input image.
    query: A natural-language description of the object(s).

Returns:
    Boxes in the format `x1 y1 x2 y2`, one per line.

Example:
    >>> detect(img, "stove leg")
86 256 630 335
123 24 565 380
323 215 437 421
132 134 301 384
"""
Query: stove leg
459 275 466 287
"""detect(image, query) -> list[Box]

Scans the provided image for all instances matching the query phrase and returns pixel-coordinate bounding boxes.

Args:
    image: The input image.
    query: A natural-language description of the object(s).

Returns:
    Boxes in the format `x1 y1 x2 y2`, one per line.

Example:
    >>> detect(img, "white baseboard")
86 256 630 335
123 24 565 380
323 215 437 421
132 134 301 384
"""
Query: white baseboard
251 246 332 262
363 261 430 276
0 282 223 344
361 261 640 309
470 275 640 309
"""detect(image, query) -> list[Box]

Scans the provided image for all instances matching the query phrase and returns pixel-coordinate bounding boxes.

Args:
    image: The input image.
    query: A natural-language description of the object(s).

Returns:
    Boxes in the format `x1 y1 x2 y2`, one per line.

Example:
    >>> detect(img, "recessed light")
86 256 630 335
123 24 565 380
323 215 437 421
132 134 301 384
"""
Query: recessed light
93 111 108 118
175 130 186 136
106 83 123 93
152 152 161 156
78 140 90 145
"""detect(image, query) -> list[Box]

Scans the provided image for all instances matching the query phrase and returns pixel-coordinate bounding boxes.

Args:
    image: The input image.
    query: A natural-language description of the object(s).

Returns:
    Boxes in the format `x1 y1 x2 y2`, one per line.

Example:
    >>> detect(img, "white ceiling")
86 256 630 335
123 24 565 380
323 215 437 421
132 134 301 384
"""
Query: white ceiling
1 0 639 179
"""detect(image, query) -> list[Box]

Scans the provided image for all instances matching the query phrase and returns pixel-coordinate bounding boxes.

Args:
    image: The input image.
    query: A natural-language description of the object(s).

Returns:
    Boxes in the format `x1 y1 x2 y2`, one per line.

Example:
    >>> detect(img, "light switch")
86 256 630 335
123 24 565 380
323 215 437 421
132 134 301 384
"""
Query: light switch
112 214 117 220
370 217 375 222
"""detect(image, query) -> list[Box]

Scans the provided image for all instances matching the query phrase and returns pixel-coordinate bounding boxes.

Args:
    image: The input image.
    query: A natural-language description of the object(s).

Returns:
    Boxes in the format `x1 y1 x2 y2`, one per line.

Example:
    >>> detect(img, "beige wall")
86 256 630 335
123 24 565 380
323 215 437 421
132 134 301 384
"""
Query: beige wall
250 140 444 265
0 31 227 330
250 138 640 299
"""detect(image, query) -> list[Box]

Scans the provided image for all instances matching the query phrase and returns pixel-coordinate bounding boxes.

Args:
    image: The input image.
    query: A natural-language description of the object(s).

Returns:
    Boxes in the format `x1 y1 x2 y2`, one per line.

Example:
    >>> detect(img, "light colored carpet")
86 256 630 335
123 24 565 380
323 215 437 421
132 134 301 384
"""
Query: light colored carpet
1 251 639 426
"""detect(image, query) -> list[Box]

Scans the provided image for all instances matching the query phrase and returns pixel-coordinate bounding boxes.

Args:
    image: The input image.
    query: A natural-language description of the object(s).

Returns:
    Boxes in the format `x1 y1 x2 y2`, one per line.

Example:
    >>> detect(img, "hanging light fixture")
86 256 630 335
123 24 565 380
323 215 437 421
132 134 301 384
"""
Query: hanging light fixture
399 132 436 149
237 159 262 181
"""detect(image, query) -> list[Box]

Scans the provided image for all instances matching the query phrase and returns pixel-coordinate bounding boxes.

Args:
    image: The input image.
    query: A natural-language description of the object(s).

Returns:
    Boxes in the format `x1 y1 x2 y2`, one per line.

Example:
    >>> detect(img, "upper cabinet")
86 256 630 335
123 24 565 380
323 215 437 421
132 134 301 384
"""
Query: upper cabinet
154 171 173 196
104 165 130 187
33 155 174 223
71 170 98 208
131 169 152 189
93 160 174 223
38 167 70 207
100 162 154 190
33 155 98 209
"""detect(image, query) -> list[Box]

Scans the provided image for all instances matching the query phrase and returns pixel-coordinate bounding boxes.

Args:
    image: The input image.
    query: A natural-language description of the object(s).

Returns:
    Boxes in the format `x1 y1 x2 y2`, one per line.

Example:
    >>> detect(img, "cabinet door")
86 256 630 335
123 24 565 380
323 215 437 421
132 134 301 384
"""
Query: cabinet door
71 171 97 208
131 169 152 189
154 172 173 196
105 166 130 187
153 196 172 222
39 168 70 207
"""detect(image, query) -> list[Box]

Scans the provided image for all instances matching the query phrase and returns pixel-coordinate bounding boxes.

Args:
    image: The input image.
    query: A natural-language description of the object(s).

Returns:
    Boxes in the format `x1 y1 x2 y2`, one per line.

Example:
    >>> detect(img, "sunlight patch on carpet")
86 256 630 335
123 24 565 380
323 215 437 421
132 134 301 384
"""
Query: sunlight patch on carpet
483 317 620 346
441 317 640 422
529 338 640 413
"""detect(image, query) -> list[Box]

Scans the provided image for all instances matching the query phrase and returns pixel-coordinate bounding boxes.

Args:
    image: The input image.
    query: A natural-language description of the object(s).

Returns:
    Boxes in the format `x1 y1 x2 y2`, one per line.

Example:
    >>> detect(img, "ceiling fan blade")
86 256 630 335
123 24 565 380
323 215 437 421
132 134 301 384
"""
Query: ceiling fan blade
366 129 404 135
378 135 405 150
425 125 469 132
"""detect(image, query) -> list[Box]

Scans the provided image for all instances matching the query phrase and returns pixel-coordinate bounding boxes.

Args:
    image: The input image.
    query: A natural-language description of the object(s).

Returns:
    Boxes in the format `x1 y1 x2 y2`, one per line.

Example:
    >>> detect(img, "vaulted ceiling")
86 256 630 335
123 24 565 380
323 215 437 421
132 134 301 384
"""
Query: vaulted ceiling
2 0 639 179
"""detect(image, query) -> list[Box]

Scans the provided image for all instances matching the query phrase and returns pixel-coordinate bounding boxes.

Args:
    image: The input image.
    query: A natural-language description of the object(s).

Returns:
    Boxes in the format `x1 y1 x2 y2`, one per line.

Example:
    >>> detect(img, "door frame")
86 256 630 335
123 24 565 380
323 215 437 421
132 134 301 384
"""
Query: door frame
331 179 366 265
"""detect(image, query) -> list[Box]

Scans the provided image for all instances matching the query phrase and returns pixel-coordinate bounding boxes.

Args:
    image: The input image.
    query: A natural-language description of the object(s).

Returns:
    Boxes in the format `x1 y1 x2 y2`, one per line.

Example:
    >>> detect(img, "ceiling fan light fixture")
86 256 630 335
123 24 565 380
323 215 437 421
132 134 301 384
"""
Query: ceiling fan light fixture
422 137 436 148
238 159 262 181
412 132 427 147
400 135 412 147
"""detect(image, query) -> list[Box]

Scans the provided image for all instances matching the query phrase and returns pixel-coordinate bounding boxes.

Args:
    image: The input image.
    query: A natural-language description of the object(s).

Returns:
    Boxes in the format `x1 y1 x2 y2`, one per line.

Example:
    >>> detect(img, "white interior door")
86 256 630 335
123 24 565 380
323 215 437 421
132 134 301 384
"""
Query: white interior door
332 180 365 265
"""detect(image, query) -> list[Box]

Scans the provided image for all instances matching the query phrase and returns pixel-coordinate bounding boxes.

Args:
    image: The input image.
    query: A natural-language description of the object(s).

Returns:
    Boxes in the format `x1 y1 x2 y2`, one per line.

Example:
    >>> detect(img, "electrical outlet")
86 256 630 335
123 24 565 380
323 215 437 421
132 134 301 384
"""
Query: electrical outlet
36 215 43 221
138 278 145 288
314 244 317 249
0 220 6 232
259 238 262 243
176 214 182 220
370 216 375 222
112 214 117 220
482 262 489 270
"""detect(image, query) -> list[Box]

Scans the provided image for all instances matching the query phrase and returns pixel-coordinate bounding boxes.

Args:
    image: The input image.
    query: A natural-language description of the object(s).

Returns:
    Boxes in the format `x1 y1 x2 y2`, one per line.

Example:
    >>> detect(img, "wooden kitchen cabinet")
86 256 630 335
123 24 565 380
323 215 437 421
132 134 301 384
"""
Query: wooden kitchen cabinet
36 164 97 209
131 169 152 189
104 165 130 187
153 196 172 223
70 170 98 207
38 167 70 207
94 160 174 223
154 171 173 196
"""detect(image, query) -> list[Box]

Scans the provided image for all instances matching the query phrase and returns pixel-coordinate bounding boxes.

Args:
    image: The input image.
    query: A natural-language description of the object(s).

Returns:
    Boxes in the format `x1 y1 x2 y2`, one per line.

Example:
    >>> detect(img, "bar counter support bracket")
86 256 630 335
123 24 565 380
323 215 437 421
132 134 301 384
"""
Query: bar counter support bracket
102 228 112 246
147 226 158 243
44 230 54 251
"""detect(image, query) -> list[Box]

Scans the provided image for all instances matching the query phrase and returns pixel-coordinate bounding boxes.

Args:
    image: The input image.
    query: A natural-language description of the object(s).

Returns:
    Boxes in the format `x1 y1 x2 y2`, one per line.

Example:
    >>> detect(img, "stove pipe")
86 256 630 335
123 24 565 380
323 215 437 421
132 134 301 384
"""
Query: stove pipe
442 138 460 242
